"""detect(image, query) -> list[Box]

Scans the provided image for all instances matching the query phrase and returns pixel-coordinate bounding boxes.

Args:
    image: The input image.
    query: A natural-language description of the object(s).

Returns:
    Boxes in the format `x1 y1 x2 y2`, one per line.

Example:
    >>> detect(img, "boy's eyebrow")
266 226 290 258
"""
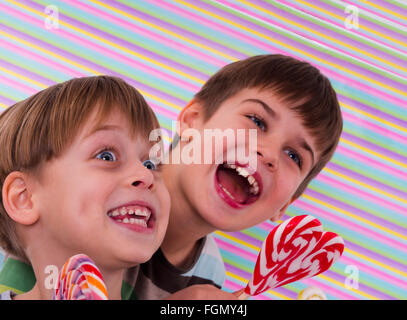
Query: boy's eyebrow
243 98 277 119
298 138 315 167
244 98 315 166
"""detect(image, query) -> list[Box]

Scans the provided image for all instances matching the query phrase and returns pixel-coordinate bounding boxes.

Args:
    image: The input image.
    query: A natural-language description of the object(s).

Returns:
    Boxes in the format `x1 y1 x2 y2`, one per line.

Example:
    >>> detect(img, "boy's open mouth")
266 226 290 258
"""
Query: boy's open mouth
107 204 155 231
215 162 262 208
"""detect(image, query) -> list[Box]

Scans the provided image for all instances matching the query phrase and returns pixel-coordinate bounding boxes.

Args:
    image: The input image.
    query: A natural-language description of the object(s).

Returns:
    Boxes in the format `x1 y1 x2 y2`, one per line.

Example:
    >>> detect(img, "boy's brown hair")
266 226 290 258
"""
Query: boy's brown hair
0 75 160 262
194 54 343 199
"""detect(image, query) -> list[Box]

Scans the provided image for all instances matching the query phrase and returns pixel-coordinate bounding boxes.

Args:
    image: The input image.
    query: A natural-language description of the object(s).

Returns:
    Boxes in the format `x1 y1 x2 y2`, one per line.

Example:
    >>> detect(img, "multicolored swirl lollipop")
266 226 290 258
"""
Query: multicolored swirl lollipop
53 254 108 300
239 215 344 299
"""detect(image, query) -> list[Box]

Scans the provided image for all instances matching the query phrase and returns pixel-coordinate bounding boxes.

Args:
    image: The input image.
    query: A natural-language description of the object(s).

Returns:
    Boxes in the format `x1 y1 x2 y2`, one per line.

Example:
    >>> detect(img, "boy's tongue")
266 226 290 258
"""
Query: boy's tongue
217 168 250 204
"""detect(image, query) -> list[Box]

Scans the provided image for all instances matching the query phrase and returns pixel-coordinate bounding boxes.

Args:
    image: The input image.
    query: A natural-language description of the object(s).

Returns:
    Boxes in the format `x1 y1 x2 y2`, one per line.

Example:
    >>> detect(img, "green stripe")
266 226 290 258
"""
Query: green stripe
321 0 407 37
386 0 407 10
288 204 406 266
33 0 220 76
333 82 407 122
118 0 255 57
3 7 195 101
309 177 407 229
208 0 407 86
266 0 407 62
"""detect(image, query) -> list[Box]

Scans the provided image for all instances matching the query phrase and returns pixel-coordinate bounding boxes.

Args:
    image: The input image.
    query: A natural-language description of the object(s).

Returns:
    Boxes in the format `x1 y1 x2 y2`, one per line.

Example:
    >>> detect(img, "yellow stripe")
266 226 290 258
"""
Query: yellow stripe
359 0 407 22
176 0 407 98
217 231 374 299
0 102 8 109
340 138 407 170
0 30 101 75
345 247 407 279
296 0 407 46
317 274 379 300
142 91 183 111
341 102 407 134
225 271 292 300
303 193 407 241
239 0 407 74
216 231 260 252
7 0 204 85
0 65 47 88
221 220 407 281
0 35 184 112
89 0 237 62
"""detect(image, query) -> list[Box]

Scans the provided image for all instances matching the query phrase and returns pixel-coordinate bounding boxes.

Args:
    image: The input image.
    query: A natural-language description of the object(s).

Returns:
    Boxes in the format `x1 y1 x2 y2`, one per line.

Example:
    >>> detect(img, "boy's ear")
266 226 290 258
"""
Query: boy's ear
2 171 39 226
177 99 203 134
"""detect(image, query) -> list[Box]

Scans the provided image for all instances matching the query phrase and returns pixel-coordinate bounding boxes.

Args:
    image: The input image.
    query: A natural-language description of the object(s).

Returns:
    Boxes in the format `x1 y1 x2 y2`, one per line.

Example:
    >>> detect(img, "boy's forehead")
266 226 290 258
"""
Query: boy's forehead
82 107 134 137
80 110 160 149
219 87 305 116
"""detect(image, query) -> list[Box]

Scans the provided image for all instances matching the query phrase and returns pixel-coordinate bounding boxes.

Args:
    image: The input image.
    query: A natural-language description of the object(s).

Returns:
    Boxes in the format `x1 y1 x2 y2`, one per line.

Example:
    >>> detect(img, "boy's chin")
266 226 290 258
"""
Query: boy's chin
115 249 157 267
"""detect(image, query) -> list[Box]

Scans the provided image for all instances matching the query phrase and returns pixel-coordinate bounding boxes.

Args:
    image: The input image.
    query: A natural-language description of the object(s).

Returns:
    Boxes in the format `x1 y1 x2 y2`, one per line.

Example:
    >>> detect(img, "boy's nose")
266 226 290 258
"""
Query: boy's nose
130 164 155 190
257 150 278 171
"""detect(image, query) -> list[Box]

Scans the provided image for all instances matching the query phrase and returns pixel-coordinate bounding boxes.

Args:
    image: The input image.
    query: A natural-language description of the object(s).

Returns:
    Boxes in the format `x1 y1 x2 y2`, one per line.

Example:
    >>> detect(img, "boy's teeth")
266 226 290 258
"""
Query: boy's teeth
223 164 260 196
122 218 147 227
107 206 152 224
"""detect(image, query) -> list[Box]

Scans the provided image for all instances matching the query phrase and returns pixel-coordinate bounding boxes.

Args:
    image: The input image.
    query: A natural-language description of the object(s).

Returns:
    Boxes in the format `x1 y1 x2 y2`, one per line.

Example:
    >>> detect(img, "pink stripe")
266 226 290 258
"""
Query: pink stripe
2 5 201 92
340 255 407 292
217 238 259 261
258 220 277 232
219 0 407 81
152 0 407 108
223 279 243 291
336 145 407 188
149 102 179 120
0 74 38 94
66 0 227 67
276 0 407 58
225 279 359 300
301 278 360 299
223 280 285 300
343 110 407 145
343 0 407 29
0 38 86 78
295 200 407 254
313 63 407 108
318 172 407 217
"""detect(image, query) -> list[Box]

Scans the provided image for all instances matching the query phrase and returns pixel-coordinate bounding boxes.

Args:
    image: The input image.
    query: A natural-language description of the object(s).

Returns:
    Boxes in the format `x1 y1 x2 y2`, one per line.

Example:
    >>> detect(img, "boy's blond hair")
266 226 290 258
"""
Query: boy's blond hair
0 75 160 262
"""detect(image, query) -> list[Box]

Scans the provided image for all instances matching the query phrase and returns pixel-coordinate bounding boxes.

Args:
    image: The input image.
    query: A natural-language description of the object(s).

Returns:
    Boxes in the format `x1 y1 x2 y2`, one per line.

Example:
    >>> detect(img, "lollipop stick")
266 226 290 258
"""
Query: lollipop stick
237 291 251 300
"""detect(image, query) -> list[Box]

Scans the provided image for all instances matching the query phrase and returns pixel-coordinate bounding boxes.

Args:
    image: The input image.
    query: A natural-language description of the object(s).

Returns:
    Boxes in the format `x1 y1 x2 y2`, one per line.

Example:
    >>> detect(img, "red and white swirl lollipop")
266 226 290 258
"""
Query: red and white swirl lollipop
239 215 344 299
53 254 108 300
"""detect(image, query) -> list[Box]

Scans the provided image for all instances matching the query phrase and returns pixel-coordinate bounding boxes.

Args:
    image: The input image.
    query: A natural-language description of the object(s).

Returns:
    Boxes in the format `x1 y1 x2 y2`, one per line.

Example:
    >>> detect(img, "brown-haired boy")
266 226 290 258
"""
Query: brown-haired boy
130 54 342 299
0 76 171 299
0 54 342 300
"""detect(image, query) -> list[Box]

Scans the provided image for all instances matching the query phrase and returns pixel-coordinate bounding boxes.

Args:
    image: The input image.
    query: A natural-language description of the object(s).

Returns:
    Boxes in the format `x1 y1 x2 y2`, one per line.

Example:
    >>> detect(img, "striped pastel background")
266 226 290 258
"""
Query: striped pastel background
0 0 406 300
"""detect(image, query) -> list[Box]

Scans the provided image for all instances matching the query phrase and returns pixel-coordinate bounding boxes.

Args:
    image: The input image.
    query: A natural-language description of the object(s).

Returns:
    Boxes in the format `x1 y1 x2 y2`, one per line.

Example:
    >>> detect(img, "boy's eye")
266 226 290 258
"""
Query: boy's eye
246 114 266 131
96 150 117 162
285 149 302 168
142 159 157 171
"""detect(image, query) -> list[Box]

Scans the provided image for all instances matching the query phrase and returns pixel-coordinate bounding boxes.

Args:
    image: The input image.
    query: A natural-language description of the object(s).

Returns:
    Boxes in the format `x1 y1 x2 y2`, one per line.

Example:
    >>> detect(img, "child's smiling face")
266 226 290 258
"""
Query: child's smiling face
176 87 319 232
30 109 170 268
